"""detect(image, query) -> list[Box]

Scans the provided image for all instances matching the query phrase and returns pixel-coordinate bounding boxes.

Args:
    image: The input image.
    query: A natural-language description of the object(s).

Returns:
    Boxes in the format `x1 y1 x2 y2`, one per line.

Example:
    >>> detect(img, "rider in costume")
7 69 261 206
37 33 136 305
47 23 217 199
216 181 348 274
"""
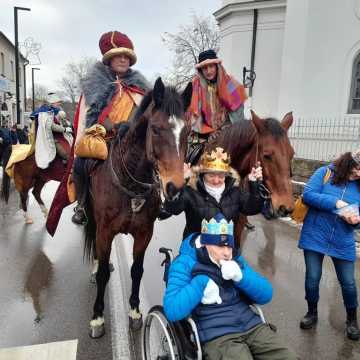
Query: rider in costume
186 49 247 165
71 31 150 224
32 94 73 169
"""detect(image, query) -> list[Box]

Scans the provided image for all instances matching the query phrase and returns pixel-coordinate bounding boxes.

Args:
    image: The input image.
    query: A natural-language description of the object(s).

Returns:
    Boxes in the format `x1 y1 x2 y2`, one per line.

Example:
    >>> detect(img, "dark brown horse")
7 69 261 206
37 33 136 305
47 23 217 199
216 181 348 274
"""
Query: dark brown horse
84 78 192 338
1 145 68 224
199 111 295 246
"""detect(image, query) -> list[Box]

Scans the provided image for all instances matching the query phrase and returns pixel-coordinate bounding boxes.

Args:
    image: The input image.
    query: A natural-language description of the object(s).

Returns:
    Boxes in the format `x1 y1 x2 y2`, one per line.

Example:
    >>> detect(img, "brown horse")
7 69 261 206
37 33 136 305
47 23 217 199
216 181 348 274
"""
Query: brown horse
198 111 295 246
1 145 68 224
84 77 192 338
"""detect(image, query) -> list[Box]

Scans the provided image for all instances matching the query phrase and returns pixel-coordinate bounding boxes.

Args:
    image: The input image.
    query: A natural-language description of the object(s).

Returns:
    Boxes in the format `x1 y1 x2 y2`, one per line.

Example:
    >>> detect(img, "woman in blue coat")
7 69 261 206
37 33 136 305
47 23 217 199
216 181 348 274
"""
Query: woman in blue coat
298 151 360 340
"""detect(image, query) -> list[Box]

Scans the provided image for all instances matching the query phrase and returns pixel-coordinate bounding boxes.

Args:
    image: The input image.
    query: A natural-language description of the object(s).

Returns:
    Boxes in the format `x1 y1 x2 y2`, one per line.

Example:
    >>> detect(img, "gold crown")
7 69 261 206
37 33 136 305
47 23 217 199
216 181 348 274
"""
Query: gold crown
200 147 230 173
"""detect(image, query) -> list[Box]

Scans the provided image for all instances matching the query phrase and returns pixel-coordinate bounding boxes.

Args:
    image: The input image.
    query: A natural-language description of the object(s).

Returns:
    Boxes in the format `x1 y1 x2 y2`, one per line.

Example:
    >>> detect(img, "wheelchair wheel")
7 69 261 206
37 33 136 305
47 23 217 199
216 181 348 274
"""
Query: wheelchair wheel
142 305 184 360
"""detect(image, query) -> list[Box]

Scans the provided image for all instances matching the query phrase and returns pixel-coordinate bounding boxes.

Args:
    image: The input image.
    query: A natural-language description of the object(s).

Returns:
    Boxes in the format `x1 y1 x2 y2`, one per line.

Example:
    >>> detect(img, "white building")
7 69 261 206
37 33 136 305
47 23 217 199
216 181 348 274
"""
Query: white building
215 0 360 118
214 0 360 160
0 31 28 127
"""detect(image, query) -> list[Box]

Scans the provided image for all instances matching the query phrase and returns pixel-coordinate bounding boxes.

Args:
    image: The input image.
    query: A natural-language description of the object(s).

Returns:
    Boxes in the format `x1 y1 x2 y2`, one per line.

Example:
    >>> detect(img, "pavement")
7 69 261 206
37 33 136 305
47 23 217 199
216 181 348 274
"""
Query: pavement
0 181 112 360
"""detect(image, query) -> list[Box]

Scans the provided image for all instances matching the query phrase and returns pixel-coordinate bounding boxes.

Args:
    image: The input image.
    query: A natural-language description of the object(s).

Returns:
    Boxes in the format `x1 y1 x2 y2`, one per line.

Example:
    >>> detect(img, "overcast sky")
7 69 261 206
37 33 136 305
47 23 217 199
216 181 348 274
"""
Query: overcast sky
1 0 221 92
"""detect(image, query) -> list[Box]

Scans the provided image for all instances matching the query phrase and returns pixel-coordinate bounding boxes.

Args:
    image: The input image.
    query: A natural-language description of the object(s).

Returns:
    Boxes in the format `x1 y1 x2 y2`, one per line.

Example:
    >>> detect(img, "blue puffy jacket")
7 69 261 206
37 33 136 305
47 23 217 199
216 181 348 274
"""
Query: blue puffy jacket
299 165 360 261
163 234 273 343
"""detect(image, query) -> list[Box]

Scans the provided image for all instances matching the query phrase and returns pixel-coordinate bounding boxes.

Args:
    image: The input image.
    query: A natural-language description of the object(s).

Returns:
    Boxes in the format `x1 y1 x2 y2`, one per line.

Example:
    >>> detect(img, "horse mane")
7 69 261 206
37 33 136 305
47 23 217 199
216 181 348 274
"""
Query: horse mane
262 118 286 139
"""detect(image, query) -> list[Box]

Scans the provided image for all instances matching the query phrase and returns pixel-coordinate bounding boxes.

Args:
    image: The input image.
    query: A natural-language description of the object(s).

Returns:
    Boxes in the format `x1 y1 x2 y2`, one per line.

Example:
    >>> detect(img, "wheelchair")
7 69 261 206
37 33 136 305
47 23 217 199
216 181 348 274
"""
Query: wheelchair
142 248 268 360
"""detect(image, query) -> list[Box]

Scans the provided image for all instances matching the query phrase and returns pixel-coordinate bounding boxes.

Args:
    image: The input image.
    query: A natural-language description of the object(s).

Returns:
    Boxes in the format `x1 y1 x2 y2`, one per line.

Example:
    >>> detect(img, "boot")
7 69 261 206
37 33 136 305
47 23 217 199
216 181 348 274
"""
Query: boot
300 302 318 329
71 167 87 225
346 308 360 341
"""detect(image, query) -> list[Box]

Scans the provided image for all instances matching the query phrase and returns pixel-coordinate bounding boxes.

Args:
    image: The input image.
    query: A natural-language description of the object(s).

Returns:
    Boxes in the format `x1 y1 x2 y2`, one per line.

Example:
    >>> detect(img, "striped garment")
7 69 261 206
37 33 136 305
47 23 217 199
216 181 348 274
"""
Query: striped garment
188 65 247 134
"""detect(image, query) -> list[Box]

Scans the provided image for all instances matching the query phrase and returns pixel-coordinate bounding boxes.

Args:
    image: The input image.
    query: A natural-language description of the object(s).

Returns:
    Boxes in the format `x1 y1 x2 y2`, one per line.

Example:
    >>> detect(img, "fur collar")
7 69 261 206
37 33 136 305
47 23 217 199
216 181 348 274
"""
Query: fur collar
81 62 150 127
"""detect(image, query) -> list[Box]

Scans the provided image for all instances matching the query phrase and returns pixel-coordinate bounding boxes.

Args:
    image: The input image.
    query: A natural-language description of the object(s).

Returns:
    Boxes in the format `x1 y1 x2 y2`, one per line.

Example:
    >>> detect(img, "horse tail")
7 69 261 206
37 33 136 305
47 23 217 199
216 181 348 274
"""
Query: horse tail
83 184 96 263
1 144 12 203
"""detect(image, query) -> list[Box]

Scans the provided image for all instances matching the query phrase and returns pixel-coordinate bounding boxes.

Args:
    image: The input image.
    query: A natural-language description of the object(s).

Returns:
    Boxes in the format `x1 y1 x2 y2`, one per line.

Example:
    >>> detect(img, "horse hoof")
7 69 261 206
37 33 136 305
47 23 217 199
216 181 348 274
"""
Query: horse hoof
129 314 143 331
89 318 105 338
90 273 97 284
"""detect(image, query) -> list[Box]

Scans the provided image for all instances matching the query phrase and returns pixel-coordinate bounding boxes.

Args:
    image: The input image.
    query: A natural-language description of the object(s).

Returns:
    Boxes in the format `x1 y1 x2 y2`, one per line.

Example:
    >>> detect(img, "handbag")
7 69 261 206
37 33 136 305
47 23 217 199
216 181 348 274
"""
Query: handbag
292 167 332 224
74 124 108 160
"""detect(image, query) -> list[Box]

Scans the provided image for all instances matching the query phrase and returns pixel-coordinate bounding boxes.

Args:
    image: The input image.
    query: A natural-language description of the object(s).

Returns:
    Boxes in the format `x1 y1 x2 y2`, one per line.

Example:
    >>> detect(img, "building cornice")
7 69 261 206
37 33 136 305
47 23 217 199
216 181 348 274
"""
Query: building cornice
0 31 27 62
214 0 287 21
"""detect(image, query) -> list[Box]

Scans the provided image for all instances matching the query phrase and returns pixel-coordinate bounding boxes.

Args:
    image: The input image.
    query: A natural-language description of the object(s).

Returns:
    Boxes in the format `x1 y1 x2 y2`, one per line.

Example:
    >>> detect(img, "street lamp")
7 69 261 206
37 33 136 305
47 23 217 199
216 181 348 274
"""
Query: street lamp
14 6 31 124
31 67 40 111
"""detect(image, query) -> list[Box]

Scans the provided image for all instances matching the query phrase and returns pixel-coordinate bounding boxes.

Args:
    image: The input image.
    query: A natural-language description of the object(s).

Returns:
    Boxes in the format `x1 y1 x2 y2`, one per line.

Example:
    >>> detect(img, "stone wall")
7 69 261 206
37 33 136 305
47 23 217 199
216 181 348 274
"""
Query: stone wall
292 158 330 196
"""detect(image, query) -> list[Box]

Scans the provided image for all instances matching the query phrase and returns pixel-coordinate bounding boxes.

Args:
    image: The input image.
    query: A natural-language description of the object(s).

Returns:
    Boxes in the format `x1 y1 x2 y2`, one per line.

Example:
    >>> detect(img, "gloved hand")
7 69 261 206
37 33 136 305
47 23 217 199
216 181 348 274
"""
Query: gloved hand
220 260 242 282
201 278 222 305
64 127 73 133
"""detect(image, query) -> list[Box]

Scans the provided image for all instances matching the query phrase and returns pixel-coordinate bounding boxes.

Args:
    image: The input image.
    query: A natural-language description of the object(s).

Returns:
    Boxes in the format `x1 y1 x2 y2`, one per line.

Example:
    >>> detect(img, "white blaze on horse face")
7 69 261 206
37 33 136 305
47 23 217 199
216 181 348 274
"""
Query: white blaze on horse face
169 115 183 157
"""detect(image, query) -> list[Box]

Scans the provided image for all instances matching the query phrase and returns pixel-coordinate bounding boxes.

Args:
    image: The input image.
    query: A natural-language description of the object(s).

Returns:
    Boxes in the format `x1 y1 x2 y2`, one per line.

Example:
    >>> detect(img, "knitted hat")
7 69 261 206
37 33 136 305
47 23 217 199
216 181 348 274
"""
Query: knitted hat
47 93 62 104
200 147 231 173
200 213 234 248
351 149 360 165
99 31 137 66
195 49 221 69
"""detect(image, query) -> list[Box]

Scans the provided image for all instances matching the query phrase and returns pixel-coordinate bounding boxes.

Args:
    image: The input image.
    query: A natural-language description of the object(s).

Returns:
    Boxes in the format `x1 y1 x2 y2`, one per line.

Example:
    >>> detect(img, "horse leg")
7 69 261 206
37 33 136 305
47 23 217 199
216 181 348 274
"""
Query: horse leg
89 228 112 338
32 178 48 218
128 227 153 330
20 191 33 224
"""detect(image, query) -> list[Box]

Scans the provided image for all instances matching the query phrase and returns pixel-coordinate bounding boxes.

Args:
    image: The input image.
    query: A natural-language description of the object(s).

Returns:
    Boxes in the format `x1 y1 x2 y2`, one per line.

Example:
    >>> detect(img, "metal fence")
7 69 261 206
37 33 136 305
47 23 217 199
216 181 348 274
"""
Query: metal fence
288 116 360 161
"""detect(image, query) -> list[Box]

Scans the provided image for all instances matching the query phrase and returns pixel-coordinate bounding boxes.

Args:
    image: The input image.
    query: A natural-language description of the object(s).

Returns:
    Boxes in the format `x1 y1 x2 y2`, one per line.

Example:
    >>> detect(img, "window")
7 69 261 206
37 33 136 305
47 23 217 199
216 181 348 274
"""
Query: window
0 53 4 76
10 60 14 81
349 52 360 113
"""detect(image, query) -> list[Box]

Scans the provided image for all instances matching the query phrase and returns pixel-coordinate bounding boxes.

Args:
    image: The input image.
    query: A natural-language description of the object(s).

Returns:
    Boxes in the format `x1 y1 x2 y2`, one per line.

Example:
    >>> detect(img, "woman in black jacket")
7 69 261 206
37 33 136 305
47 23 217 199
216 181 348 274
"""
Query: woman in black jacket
164 147 264 240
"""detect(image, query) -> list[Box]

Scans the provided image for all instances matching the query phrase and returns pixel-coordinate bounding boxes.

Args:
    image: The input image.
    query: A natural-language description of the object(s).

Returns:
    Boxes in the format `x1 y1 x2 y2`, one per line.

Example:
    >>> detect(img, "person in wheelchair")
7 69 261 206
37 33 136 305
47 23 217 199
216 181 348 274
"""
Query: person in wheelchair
163 213 297 360
160 146 263 239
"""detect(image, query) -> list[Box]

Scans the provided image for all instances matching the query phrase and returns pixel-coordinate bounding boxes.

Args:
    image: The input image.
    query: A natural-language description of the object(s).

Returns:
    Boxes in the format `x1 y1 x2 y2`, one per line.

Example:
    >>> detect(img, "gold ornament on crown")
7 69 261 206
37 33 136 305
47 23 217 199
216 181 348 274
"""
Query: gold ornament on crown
200 147 231 173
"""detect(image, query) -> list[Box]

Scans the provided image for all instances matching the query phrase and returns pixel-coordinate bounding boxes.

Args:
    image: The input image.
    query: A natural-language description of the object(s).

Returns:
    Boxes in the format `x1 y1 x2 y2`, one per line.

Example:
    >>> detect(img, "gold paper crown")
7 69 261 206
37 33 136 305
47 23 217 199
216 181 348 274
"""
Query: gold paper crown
200 147 230 173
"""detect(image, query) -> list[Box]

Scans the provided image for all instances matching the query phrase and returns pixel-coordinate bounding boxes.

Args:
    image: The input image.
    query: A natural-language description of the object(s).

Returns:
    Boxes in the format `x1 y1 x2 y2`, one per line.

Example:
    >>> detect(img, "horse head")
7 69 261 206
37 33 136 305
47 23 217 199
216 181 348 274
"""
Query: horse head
144 77 192 201
251 110 295 218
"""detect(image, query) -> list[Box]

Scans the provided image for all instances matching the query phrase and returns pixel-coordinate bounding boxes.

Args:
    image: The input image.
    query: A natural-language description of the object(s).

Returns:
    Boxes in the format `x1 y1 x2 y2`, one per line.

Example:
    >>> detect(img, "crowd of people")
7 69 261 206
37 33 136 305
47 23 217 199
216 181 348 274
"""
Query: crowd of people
0 123 29 146
3 27 359 358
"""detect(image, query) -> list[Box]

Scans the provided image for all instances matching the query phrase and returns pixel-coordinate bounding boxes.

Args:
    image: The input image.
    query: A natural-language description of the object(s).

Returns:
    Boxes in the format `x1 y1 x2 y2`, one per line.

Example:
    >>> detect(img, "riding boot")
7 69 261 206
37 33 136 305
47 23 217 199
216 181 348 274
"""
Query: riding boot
346 307 360 340
71 169 87 225
300 302 318 329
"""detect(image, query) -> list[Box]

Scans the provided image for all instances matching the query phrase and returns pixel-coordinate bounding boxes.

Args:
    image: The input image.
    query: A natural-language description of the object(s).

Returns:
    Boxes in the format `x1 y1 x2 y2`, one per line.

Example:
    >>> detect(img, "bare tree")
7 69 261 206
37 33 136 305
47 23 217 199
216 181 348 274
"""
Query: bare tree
34 84 49 102
59 57 97 104
162 14 220 88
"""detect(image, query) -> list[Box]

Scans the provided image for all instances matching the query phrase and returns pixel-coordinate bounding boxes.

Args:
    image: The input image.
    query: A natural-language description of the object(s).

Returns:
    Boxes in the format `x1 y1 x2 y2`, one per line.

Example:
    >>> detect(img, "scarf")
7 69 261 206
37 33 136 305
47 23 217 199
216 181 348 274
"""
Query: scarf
188 65 247 134
204 182 225 203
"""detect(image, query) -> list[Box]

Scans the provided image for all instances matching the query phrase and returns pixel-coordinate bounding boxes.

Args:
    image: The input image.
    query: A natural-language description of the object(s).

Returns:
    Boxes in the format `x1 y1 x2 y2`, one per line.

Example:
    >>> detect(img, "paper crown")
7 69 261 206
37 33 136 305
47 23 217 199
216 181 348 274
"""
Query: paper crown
200 147 231 173
201 213 234 247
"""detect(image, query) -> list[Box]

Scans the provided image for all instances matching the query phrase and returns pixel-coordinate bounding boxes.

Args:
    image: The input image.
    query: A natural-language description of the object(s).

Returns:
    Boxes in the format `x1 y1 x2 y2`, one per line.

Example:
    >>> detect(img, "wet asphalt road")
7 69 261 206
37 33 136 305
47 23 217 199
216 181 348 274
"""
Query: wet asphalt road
0 182 112 360
136 215 360 360
2 179 360 360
